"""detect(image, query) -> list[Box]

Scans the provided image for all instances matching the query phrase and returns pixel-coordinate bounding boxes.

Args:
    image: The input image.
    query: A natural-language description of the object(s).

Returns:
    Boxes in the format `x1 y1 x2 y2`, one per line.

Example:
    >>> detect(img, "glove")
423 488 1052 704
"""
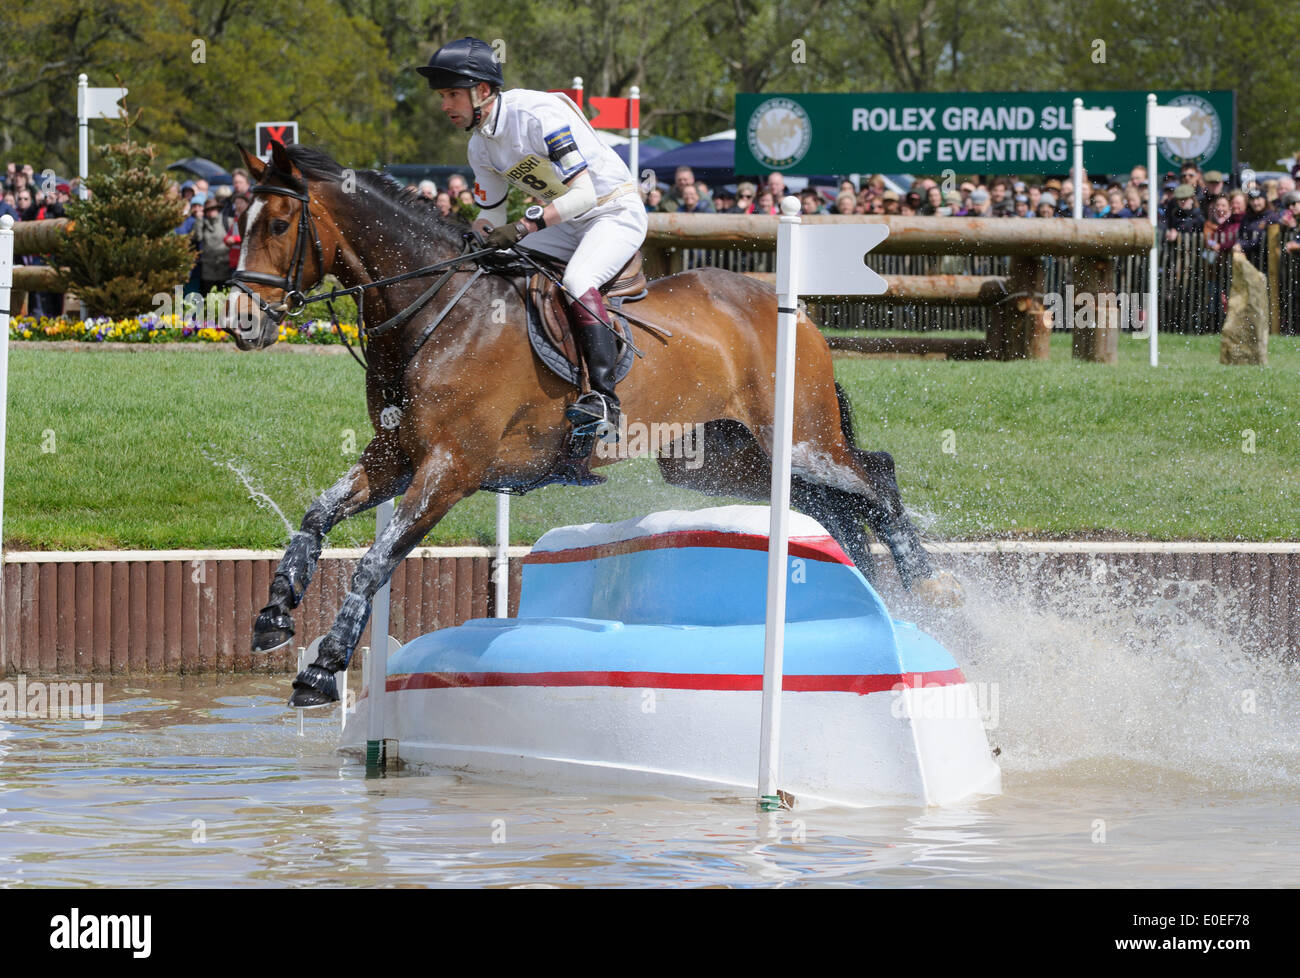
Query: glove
485 221 527 249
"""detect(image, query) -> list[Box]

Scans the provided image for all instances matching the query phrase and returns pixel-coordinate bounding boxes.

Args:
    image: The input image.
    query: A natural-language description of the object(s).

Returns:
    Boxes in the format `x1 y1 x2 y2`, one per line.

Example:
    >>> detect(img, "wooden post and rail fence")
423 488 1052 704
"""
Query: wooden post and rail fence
644 213 1156 363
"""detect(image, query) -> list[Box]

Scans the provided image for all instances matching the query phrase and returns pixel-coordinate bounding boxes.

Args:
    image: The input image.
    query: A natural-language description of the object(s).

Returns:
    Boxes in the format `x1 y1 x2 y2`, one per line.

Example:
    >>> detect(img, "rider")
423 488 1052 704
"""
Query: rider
418 36 647 442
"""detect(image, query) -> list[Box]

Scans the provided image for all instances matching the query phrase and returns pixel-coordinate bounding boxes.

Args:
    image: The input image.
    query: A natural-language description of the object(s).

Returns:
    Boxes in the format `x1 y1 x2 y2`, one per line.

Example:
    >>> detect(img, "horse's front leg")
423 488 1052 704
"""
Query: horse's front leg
288 456 467 707
252 434 412 653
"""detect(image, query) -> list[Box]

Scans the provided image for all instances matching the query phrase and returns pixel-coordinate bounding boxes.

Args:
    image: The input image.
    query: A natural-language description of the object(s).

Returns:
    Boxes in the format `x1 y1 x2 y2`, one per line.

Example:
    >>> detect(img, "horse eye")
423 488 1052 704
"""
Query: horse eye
271 219 290 235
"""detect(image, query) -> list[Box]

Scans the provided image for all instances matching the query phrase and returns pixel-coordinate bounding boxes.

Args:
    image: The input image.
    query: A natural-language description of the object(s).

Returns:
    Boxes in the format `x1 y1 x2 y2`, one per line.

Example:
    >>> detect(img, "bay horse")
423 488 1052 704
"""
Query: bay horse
224 141 959 707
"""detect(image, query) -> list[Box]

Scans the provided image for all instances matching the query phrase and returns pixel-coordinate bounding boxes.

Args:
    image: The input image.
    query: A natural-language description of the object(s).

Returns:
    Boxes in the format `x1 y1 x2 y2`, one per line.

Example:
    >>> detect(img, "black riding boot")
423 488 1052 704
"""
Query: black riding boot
564 286 622 442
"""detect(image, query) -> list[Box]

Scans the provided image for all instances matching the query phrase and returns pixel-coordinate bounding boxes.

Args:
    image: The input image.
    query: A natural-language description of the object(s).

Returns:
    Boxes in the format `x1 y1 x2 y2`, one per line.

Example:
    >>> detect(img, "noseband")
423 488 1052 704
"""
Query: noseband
227 170 324 323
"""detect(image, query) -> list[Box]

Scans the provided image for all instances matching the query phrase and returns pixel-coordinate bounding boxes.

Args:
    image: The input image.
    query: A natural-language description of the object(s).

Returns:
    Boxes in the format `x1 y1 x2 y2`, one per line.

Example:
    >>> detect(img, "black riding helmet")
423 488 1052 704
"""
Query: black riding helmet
417 36 503 91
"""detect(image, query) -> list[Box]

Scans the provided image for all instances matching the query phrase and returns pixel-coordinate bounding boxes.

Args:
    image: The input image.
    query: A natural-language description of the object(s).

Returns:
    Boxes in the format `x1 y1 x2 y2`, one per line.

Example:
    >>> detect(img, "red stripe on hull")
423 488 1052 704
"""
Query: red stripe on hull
383 667 966 696
521 530 853 566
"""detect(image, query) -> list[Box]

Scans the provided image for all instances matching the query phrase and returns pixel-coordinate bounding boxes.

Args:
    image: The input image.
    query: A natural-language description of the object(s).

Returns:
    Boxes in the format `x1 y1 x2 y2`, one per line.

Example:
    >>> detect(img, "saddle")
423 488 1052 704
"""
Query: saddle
524 250 648 387
481 249 662 496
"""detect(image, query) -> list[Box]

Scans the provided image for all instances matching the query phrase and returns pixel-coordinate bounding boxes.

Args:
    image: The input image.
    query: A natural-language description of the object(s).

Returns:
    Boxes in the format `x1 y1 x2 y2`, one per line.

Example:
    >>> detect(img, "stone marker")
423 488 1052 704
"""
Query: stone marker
1220 250 1269 366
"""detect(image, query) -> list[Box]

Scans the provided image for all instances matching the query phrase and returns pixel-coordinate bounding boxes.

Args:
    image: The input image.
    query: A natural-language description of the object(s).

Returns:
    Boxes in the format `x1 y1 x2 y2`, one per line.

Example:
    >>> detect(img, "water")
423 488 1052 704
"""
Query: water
1 562 1298 888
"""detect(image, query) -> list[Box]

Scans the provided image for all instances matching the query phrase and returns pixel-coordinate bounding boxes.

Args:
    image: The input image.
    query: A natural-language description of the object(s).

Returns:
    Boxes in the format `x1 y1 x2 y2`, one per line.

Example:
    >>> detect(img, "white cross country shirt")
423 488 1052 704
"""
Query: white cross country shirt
468 89 634 216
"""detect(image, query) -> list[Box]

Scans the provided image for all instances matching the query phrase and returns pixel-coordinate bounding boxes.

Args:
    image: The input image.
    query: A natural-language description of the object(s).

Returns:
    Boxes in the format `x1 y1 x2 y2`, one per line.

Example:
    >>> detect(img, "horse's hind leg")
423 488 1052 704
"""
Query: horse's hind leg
289 454 466 707
789 477 880 585
252 433 411 653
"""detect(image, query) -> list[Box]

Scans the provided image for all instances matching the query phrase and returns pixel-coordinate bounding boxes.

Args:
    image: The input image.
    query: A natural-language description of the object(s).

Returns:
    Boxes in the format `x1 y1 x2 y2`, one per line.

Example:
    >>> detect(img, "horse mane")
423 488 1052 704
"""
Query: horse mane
284 144 468 250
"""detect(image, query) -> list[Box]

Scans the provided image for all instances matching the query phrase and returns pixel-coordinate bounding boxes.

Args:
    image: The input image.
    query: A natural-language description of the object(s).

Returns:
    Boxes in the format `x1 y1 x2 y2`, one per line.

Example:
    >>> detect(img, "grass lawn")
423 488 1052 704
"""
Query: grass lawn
5 330 1298 550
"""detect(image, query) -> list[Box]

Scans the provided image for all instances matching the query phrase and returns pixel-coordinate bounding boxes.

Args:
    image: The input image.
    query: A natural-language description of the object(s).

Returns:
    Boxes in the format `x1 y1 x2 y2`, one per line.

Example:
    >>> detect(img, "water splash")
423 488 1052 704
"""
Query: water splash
896 556 1300 793
202 446 295 542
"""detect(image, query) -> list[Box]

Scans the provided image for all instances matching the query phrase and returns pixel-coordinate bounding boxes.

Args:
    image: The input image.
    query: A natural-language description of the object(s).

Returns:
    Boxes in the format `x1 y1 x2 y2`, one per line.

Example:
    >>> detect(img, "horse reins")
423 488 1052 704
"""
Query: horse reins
226 167 659 375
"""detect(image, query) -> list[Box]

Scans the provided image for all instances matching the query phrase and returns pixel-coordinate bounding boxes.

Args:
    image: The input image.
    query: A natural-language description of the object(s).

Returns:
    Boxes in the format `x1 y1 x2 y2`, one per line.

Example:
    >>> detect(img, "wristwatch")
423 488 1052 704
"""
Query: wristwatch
525 204 547 229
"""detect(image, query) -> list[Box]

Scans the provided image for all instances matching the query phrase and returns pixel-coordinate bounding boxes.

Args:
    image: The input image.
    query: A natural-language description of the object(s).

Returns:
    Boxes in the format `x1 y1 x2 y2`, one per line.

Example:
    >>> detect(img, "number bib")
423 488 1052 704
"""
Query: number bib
501 154 570 201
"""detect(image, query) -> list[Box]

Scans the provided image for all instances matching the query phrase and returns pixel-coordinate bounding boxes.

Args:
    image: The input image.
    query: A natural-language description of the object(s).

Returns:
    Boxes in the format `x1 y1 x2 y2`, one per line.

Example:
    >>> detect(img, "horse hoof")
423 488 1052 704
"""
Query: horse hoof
918 571 964 608
252 606 294 654
288 664 339 707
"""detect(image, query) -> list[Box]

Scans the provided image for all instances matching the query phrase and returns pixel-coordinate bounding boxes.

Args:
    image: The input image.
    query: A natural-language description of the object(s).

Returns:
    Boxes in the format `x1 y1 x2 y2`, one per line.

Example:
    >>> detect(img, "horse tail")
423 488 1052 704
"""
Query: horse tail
834 382 859 449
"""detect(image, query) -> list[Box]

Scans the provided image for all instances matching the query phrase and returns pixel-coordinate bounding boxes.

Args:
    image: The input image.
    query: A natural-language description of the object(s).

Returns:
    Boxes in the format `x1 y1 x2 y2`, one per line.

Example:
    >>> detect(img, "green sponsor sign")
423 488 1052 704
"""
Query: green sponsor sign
735 90 1235 176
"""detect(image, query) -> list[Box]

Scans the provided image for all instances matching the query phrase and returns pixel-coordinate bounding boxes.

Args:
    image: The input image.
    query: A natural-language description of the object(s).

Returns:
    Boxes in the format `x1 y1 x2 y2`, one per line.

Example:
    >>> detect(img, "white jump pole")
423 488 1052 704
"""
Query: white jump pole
365 497 394 772
757 197 803 813
0 215 13 556
77 74 89 203
1146 94 1160 367
1072 97 1084 220
629 86 640 195
1145 95 1194 368
494 493 510 617
1072 99 1117 222
757 200 890 813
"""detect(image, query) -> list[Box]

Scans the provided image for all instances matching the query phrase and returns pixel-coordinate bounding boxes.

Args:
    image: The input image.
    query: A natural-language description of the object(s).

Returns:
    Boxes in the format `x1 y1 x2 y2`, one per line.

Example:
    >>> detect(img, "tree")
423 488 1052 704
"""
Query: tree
51 109 195 318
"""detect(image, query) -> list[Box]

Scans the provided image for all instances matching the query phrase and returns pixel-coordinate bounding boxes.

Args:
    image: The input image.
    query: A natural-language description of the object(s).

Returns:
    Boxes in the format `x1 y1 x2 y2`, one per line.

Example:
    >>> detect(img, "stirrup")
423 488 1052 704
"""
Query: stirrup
565 393 619 443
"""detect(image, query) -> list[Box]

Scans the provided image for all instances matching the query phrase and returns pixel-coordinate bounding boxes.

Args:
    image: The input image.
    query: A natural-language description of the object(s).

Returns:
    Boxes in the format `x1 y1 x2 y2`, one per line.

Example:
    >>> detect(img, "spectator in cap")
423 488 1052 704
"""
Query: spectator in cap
1162 183 1204 240
713 187 736 212
879 189 900 215
1013 194 1031 218
1203 170 1225 198
968 188 991 216
944 189 966 216
1036 201 1056 219
1239 188 1281 265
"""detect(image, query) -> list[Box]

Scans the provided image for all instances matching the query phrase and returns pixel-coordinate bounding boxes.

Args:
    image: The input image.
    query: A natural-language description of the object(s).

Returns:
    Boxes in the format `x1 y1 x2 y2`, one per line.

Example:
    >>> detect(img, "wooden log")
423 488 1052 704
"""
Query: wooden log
12 266 61 291
646 214 1152 258
826 335 988 359
990 257 1050 360
743 271 1006 303
1267 222 1282 335
1069 257 1120 364
12 218 71 255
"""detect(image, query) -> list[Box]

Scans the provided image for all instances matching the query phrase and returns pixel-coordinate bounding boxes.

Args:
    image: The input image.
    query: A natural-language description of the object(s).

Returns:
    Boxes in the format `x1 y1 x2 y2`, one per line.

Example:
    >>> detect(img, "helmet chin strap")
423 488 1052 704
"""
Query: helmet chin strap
465 87 496 132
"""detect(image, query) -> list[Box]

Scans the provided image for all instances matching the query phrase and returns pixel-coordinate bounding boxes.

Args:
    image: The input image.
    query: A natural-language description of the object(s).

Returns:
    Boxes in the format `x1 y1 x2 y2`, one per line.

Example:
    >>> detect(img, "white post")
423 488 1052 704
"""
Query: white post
0 215 12 553
1146 93 1160 367
1072 97 1084 220
572 76 583 110
629 86 641 195
77 74 89 202
757 196 802 812
494 493 510 617
365 498 394 771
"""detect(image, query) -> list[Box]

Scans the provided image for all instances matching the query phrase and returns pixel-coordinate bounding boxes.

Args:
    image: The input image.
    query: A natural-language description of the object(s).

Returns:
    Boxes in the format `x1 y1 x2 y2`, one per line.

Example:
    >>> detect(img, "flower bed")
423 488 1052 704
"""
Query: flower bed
8 313 360 345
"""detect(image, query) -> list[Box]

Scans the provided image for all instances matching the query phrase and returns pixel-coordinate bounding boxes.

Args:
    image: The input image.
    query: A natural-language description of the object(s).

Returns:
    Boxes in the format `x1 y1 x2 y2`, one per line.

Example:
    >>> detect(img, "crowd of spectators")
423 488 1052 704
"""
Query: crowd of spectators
646 162 1300 271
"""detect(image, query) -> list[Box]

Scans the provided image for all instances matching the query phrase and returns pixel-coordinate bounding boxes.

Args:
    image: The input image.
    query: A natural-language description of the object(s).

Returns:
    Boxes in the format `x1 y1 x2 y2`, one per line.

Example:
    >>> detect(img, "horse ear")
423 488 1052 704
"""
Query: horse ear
269 139 294 177
237 142 266 180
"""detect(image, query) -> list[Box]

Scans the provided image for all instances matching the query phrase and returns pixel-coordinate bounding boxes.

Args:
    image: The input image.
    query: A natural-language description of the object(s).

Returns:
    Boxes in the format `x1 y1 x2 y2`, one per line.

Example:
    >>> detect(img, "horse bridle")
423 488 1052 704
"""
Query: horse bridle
227 169 324 323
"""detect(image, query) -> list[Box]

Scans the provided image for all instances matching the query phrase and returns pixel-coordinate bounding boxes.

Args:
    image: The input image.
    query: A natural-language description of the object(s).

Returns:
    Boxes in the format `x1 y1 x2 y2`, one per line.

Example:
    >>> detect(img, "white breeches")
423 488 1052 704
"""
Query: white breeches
522 199 648 296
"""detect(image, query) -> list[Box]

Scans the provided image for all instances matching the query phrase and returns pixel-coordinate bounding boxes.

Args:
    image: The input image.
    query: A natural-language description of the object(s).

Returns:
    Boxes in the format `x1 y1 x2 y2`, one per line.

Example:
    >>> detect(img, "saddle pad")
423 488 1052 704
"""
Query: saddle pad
525 274 636 388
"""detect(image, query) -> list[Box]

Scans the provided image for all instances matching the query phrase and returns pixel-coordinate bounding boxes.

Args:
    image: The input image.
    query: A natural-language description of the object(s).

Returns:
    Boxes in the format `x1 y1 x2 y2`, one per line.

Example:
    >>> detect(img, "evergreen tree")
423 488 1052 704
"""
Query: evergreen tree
51 109 195 319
